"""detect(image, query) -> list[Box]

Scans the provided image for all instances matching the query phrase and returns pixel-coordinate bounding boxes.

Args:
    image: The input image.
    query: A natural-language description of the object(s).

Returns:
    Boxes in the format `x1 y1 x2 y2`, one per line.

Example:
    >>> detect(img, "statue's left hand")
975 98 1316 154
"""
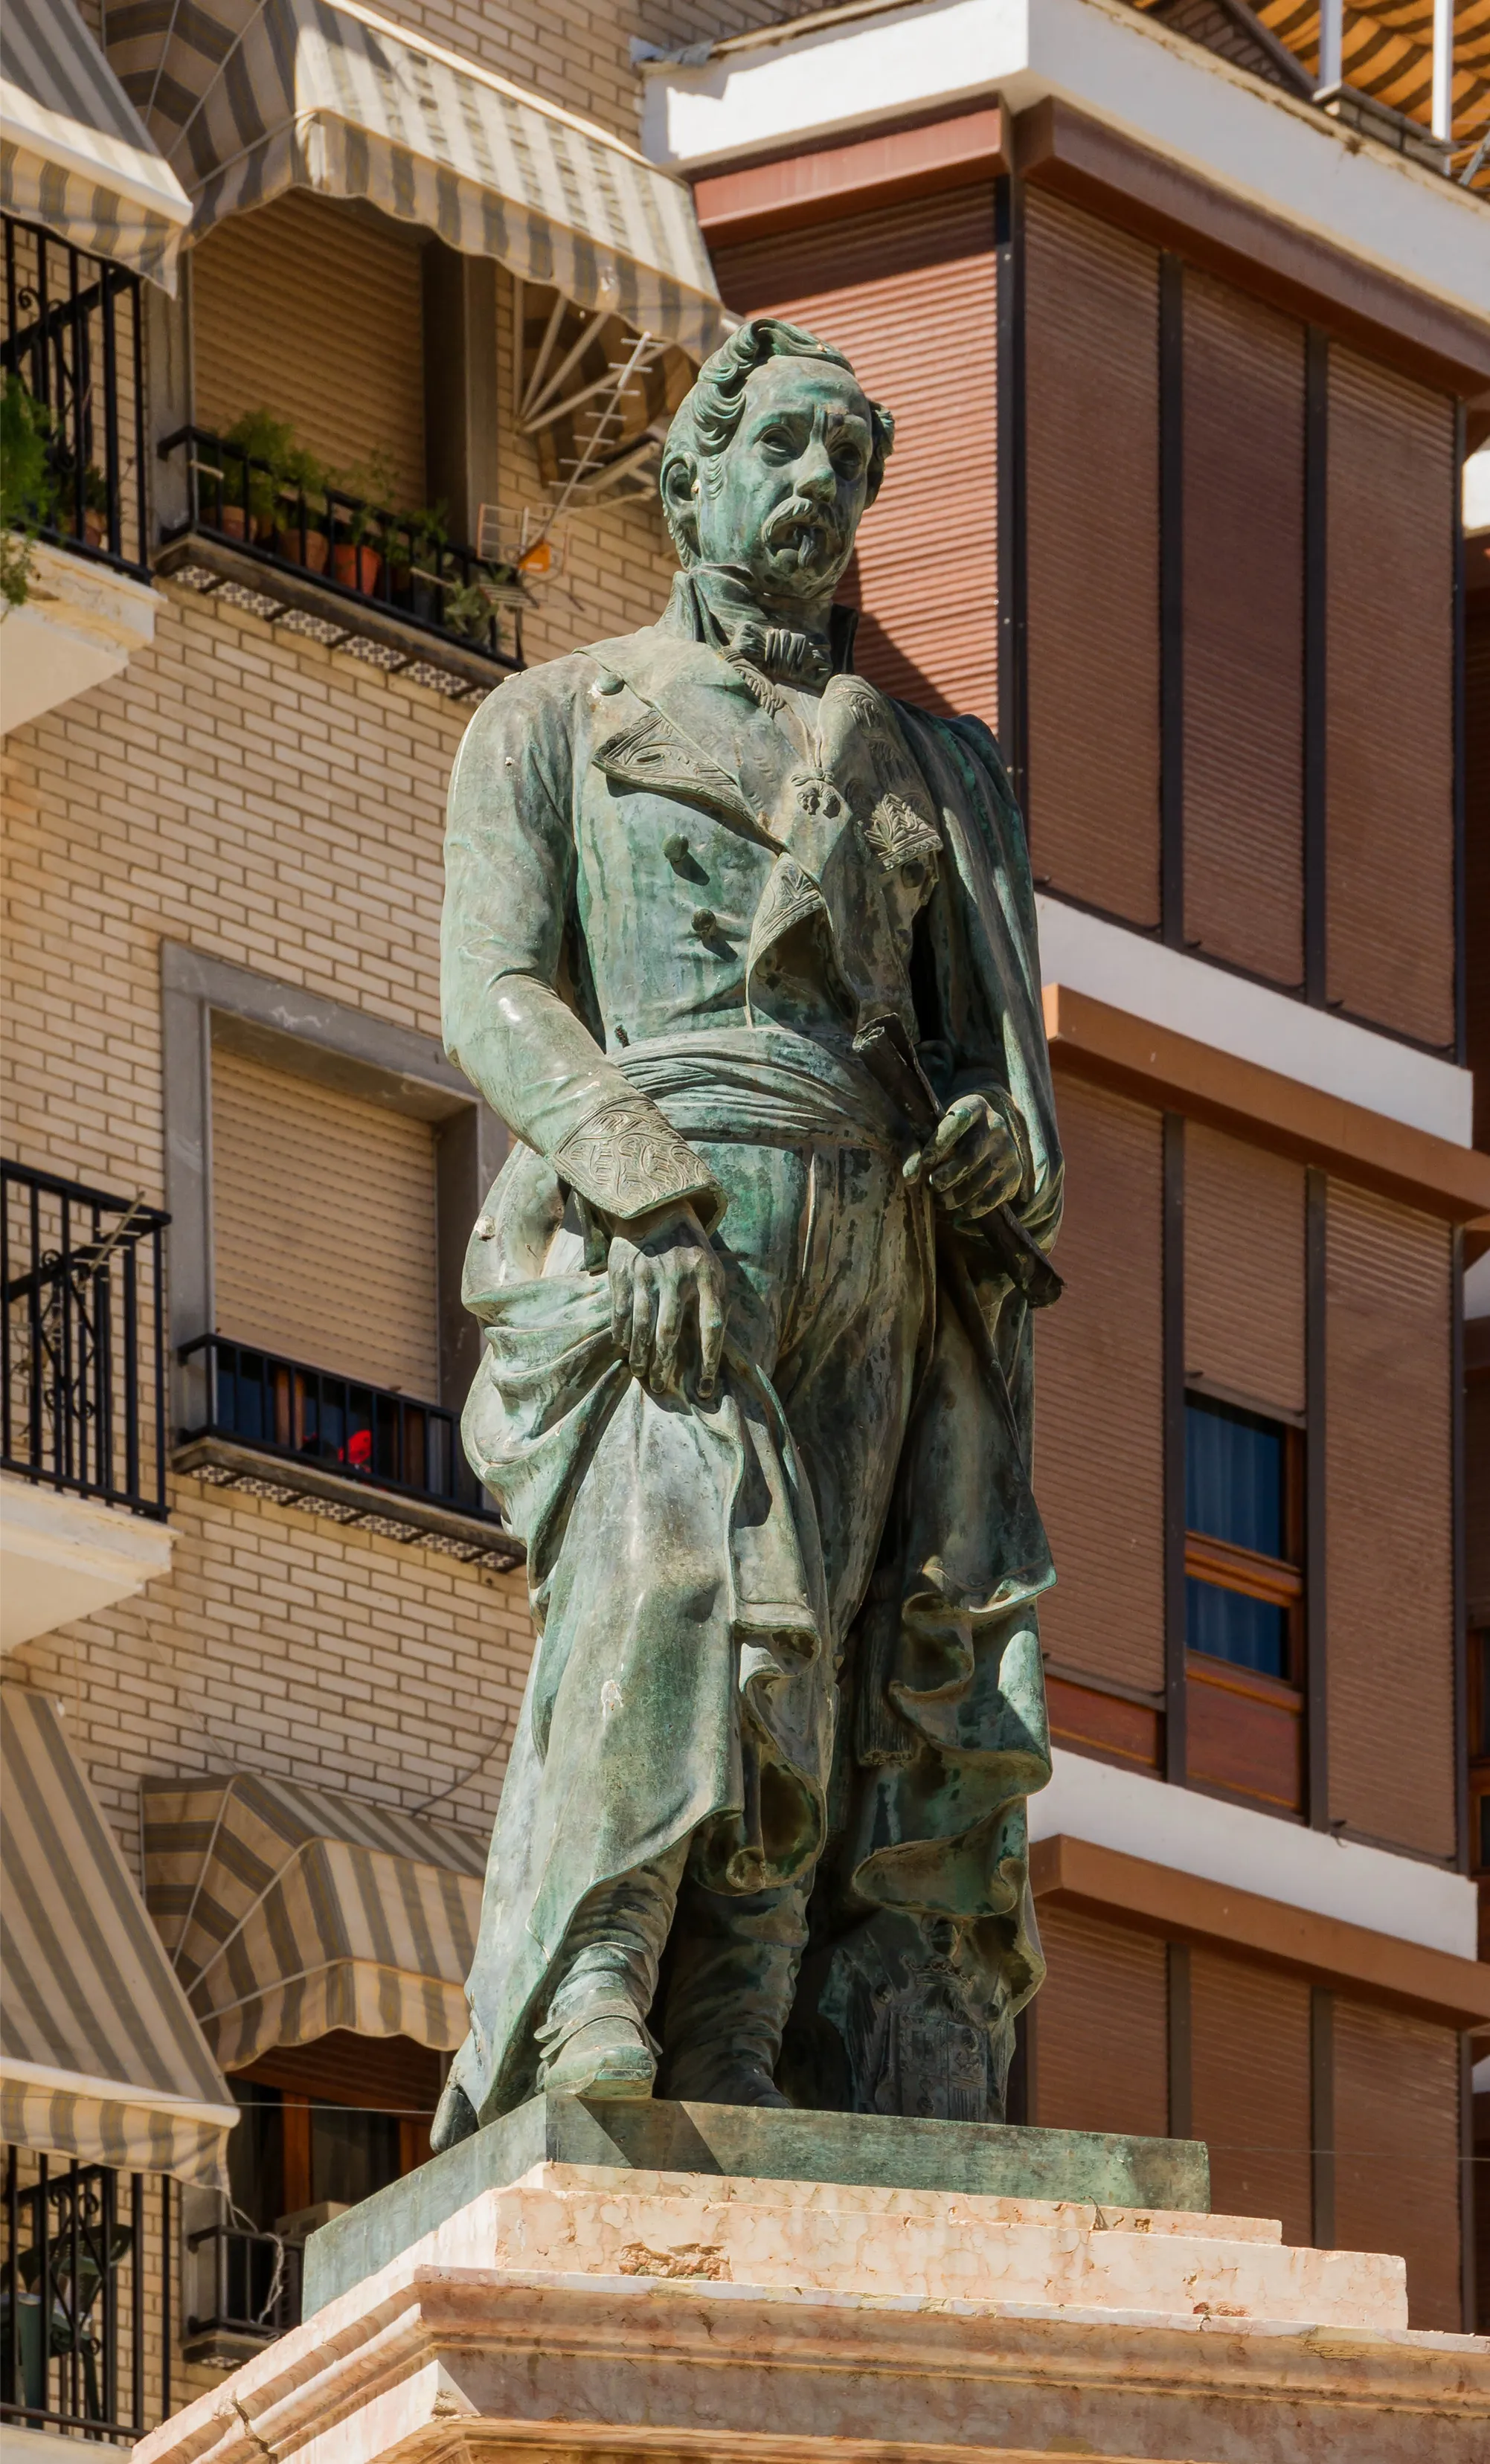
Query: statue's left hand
903 1093 1026 1221
606 1200 728 1397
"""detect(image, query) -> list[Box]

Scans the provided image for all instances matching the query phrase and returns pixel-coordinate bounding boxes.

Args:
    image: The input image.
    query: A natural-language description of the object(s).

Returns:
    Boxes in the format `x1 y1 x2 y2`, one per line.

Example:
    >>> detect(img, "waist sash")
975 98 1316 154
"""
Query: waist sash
617 1025 907 1154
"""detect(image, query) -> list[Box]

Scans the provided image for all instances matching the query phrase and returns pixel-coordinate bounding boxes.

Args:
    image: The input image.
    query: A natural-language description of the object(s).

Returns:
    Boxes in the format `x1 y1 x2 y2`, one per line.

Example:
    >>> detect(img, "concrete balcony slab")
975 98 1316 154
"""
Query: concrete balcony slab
0 1473 172 1649
0 538 158 734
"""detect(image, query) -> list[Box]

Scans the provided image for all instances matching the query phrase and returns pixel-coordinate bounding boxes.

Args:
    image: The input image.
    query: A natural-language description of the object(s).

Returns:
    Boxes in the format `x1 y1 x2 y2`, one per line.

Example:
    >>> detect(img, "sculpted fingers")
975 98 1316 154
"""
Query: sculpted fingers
629 1255 658 1377
609 1243 635 1355
652 1272 684 1391
696 1255 726 1399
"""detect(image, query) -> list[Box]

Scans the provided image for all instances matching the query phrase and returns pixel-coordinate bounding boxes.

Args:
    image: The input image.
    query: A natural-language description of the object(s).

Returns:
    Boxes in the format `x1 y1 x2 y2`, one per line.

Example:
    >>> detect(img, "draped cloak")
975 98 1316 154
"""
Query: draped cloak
440 582 1062 2125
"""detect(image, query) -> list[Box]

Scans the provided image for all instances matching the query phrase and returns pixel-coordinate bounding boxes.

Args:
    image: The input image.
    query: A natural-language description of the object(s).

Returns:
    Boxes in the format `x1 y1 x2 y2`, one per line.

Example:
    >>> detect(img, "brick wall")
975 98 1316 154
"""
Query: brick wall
373 2 825 148
10 1486 531 1865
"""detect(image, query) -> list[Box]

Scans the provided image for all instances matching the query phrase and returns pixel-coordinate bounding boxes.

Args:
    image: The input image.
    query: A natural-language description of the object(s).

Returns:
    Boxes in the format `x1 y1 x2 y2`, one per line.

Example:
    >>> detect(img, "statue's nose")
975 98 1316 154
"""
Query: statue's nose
795 445 836 502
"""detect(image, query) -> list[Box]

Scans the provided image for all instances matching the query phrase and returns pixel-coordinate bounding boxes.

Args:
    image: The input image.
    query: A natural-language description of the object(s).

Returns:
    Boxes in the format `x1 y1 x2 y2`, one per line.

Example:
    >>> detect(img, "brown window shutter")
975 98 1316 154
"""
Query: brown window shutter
1468 1364 1490 1630
237 2030 441 2117
1325 346 1455 1049
1033 1906 1169 2139
1467 603 1490 1149
1184 1125 1306 1418
191 191 428 514
713 186 998 724
1332 1997 1462 2330
1034 1080 1164 1696
1326 1183 1454 1858
1024 190 1160 927
1189 1949 1311 2246
211 1043 439 1397
1182 273 1305 987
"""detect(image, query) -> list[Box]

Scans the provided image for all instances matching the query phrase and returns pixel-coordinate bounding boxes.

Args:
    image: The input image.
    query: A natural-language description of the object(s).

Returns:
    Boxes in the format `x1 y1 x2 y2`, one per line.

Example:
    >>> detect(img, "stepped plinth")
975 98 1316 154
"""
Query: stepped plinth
136 2097 1487 2464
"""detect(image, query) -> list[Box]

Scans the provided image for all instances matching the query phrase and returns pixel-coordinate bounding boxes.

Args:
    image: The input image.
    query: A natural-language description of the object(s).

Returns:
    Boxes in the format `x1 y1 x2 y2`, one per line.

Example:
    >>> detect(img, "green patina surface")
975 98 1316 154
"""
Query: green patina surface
302 2095 1211 2317
432 317 1070 2142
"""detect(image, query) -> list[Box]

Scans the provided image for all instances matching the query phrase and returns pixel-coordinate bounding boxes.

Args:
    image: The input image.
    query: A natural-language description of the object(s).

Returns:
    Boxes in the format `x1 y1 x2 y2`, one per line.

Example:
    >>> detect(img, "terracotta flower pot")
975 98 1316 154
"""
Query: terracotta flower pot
332 541 382 596
275 527 329 573
83 508 106 550
216 504 273 544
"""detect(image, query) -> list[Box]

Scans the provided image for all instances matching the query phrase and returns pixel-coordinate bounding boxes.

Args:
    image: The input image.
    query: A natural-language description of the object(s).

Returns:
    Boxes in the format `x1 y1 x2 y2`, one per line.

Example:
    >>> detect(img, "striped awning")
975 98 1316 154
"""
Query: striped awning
106 0 728 355
0 1688 237 2190
1133 0 1490 190
141 1771 486 2072
0 0 191 289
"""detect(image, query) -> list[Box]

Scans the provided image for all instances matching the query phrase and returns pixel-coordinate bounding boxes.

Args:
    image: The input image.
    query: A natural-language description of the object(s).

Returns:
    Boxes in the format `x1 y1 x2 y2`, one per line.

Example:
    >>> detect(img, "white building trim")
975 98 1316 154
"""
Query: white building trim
1036 896 1473 1148
1029 1746 1478 1960
642 0 1490 331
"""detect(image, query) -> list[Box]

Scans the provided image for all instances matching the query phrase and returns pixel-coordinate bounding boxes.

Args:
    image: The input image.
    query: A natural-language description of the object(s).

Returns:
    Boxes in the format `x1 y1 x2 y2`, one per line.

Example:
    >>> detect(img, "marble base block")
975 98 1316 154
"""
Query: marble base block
139 2148 1487 2464
304 2094 1212 2315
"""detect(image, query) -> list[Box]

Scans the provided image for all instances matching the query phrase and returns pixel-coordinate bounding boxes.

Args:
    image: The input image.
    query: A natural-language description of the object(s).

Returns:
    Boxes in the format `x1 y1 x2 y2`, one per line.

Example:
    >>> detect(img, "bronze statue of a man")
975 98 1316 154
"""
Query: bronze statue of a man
433 318 1061 2146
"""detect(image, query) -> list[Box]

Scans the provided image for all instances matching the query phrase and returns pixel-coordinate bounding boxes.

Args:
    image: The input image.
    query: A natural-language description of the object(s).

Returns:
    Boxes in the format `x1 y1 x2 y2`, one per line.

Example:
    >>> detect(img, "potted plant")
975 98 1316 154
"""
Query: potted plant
81 464 109 551
219 409 298 542
0 373 57 606
273 443 332 575
331 451 397 596
388 502 449 622
441 559 522 648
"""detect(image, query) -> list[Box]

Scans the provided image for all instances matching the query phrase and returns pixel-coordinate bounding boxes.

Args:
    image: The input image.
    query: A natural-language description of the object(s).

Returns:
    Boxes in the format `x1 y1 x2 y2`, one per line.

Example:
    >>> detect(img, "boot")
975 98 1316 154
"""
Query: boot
535 1848 686 2100
659 1872 807 2107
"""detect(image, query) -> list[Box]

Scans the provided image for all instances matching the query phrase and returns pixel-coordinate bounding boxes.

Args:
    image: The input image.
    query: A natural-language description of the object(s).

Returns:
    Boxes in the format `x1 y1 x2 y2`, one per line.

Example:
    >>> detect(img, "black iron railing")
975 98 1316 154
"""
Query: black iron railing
1 214 149 579
1 2155 170 2440
157 425 523 669
179 1334 500 1522
1 1161 169 1517
184 2223 302 2346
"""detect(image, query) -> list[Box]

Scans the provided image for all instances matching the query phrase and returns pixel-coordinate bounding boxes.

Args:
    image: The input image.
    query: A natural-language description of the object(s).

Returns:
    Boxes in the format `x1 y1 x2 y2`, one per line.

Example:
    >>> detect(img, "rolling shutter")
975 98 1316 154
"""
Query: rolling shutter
1033 1905 1169 2140
1332 1995 1462 2331
1184 1126 1305 1418
1468 602 1490 1150
1326 1183 1454 1858
1024 189 1160 927
1182 271 1305 988
1190 1948 1311 2246
211 1042 439 1398
190 189 429 512
713 186 998 724
1033 1080 1164 1695
1325 346 1455 1048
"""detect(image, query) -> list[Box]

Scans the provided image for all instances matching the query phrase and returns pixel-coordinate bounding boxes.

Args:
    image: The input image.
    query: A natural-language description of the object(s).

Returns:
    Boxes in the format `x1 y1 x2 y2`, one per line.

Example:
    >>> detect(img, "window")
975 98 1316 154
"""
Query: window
187 2034 441 2358
1184 1394 1302 1680
1469 1629 1490 1888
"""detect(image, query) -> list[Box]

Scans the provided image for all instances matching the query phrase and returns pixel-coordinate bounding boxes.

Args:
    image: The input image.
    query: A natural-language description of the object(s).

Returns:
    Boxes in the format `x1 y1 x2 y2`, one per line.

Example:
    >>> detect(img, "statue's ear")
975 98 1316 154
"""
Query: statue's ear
661 449 700 562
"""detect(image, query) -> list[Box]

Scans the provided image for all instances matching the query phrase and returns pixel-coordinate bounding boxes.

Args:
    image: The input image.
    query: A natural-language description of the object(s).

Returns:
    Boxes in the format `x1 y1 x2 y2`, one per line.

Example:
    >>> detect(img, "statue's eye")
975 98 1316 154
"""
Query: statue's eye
759 426 794 457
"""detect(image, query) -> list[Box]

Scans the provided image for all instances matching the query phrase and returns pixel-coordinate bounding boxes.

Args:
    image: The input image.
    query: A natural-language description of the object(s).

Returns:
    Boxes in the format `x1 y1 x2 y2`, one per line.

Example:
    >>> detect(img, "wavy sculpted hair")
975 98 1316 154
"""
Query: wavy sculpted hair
659 316 895 565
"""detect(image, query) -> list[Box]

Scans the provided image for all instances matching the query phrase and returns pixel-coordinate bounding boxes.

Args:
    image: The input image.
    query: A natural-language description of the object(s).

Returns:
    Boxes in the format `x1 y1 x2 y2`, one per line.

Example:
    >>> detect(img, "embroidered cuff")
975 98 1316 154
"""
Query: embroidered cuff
551 1094 722 1227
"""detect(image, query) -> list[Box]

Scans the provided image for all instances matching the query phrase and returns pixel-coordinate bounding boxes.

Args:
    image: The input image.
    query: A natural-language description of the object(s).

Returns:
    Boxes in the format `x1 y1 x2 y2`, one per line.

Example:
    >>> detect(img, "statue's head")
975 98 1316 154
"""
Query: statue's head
660 317 894 610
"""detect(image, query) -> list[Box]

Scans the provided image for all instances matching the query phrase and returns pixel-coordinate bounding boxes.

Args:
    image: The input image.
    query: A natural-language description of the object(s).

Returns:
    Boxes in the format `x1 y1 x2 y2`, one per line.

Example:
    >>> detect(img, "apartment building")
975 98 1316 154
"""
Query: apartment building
0 0 1486 2444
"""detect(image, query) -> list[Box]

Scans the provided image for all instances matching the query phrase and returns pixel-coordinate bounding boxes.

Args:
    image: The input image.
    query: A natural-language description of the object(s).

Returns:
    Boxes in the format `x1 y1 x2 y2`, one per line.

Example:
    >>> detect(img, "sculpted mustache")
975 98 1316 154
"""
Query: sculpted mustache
762 497 840 553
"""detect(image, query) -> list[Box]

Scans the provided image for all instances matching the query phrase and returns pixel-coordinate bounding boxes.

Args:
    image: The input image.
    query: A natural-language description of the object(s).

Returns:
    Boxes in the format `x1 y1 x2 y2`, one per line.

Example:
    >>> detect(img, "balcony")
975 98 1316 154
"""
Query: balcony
155 427 526 700
1 1162 173 1649
1 214 158 733
175 1334 521 1571
182 2222 303 2373
1 2153 171 2442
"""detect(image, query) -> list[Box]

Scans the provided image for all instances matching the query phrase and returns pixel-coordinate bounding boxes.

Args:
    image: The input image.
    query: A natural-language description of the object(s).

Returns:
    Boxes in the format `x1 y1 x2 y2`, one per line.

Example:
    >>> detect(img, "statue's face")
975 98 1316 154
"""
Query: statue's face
693 358 875 608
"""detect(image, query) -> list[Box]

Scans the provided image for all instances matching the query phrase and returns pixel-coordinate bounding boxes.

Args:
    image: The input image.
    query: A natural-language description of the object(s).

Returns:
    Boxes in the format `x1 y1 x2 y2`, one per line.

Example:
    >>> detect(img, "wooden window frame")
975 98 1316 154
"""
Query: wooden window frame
1184 1401 1307 1816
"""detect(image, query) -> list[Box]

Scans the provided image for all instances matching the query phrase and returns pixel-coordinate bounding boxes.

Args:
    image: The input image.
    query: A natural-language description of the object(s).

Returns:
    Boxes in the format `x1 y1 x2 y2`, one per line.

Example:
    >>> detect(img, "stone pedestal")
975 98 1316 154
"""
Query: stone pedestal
138 2101 1487 2464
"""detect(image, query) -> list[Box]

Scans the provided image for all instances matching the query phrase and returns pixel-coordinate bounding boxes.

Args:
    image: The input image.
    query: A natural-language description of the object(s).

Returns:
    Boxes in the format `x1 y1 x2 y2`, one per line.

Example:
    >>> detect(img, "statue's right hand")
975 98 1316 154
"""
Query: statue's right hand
606 1200 728 1399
